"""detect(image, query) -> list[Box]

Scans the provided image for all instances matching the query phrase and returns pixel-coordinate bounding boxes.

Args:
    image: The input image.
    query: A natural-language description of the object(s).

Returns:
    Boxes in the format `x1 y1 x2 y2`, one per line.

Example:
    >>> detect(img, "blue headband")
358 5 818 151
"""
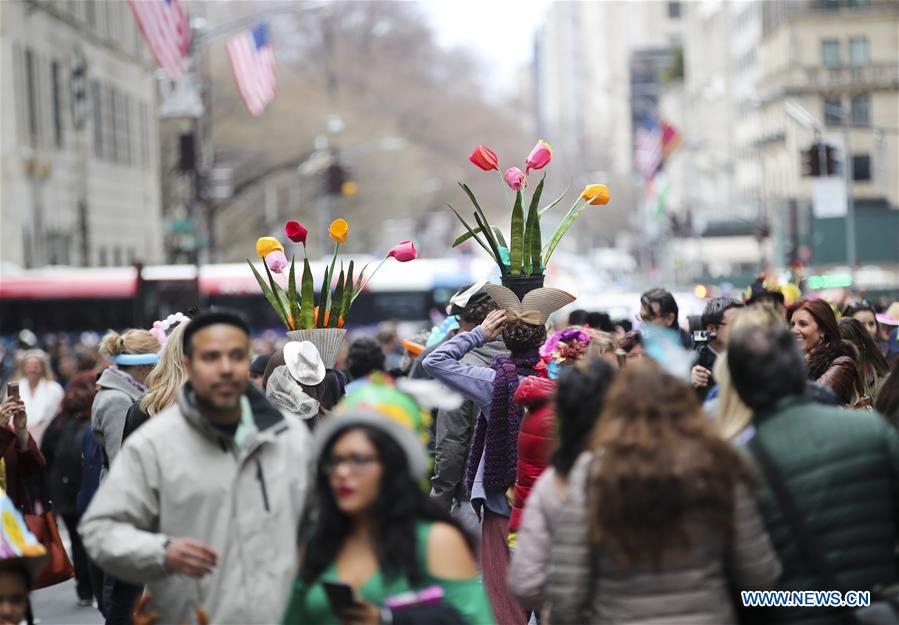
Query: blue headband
113 353 160 366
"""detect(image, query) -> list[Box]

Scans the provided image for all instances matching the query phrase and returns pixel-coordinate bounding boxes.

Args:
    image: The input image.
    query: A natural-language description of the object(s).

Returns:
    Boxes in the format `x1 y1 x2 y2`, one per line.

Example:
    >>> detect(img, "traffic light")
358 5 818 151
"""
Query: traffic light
323 162 348 195
800 143 823 177
825 144 840 176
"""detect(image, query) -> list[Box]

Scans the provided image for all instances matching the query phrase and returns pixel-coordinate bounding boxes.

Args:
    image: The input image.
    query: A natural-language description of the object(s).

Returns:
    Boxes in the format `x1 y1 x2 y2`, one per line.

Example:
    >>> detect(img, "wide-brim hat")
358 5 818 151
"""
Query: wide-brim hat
283 340 326 386
448 280 492 316
484 284 576 326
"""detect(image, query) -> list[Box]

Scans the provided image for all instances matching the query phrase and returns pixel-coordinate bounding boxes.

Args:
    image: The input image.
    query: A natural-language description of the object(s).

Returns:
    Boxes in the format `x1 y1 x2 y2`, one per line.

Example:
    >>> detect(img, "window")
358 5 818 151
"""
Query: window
139 101 149 169
25 49 39 142
85 0 95 29
848 0 869 7
824 96 843 126
113 246 122 266
103 86 115 160
118 93 131 165
51 61 63 148
91 80 103 157
821 39 841 68
851 93 869 126
852 154 870 181
667 1 681 18
98 247 107 266
849 37 868 66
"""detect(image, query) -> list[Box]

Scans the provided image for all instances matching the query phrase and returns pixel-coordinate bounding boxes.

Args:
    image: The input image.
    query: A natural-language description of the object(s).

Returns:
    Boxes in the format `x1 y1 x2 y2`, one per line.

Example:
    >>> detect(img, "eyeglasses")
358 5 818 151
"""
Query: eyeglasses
635 312 658 323
322 453 380 475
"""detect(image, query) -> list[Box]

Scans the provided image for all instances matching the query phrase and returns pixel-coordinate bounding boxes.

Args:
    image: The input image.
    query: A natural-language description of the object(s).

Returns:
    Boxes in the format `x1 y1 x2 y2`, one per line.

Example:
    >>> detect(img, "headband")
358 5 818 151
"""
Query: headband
113 353 160 366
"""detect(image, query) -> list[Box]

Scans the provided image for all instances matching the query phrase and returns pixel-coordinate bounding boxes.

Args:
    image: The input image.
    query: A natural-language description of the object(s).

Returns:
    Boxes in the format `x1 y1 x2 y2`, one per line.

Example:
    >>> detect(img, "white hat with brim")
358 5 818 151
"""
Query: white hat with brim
283 340 326 386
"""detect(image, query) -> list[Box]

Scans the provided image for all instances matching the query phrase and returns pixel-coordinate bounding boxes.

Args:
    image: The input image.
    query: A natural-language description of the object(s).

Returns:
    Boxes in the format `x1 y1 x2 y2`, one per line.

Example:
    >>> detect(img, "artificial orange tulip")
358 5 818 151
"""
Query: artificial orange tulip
329 219 349 244
580 184 610 205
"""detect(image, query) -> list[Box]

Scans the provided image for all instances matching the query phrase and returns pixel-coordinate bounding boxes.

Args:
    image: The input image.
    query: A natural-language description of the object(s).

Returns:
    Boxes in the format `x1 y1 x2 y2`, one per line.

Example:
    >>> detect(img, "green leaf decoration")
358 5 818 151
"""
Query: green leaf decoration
538 182 570 218
325 244 340 311
301 257 315 329
247 259 290 329
509 190 524 276
459 183 501 254
452 226 486 247
472 210 506 276
263 260 292 326
342 260 355 319
491 226 508 249
317 265 331 328
543 198 590 265
351 262 371 303
329 268 345 328
451 225 510 249
524 177 545 275
287 256 302 329
448 204 496 261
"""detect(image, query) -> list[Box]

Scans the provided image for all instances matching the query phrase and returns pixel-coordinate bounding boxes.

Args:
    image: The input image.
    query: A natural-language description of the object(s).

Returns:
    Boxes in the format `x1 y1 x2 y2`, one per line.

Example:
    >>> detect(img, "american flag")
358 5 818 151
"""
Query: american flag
634 114 663 180
128 0 191 79
226 23 277 117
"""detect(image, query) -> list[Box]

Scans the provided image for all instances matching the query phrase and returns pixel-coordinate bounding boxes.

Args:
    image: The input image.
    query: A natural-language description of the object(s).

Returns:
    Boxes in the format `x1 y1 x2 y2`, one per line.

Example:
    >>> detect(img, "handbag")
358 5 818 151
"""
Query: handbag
747 434 899 625
23 484 75 589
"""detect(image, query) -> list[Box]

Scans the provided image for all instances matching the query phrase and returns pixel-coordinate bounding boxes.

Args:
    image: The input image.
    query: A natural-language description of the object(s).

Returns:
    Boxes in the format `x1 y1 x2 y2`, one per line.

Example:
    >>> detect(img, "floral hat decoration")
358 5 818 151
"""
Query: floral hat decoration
450 140 610 278
248 219 417 330
1 491 49 579
536 327 593 380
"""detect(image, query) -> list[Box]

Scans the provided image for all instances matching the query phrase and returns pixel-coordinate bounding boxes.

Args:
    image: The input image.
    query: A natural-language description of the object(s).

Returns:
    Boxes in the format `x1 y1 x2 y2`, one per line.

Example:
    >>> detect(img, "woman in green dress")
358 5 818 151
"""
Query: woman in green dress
281 377 496 625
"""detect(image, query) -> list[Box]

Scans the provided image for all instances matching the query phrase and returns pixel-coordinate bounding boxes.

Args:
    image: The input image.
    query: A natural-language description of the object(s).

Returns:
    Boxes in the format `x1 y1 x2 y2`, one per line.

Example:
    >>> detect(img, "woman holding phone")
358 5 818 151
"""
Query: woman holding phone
0 390 46 513
281 377 495 625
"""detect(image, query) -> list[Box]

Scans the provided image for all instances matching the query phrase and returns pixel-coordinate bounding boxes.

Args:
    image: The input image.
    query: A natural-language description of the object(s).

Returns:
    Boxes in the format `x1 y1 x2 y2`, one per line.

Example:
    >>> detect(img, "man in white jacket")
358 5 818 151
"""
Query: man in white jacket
80 311 312 624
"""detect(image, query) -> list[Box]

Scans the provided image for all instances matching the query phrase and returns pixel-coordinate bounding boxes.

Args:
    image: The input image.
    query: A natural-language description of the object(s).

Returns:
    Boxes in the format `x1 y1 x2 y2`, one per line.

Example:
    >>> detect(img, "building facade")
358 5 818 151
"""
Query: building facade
757 0 899 270
1 0 164 269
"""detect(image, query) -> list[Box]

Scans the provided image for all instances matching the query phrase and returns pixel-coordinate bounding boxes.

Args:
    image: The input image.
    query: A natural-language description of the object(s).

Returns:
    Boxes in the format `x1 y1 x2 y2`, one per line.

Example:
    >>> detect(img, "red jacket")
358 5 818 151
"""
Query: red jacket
510 376 557 532
1 427 46 514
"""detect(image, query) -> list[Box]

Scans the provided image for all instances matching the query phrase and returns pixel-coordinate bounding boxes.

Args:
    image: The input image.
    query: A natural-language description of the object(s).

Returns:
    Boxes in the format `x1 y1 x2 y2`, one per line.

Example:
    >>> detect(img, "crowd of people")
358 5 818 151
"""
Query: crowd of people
1 277 898 625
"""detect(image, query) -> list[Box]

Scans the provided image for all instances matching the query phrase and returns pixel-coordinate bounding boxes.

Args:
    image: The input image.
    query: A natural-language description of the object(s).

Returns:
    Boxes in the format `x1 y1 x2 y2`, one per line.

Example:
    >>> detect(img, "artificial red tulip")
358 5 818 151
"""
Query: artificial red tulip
285 220 308 244
469 145 499 171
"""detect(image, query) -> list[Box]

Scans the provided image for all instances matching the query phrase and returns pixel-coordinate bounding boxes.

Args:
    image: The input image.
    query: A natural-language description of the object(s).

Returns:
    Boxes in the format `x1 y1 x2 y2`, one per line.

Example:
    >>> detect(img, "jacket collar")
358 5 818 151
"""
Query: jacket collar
753 394 807 424
177 382 286 449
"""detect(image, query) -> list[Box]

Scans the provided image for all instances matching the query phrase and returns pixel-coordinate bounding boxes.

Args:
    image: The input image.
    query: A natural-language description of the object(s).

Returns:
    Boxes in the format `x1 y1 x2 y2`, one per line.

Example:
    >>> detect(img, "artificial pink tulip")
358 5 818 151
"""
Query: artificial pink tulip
503 167 527 191
285 220 308 244
387 240 418 262
469 145 499 171
525 140 552 175
265 250 288 274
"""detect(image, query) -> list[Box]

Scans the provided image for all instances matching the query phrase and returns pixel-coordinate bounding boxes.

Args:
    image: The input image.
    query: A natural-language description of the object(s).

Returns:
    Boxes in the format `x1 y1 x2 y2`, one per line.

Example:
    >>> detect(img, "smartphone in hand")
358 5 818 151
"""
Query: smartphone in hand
6 381 19 400
322 581 362 611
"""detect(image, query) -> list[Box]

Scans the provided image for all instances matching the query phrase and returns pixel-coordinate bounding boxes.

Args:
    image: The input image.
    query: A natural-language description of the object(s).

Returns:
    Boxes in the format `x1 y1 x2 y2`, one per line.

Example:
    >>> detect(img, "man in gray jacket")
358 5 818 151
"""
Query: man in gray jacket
428 285 506 531
80 311 312 625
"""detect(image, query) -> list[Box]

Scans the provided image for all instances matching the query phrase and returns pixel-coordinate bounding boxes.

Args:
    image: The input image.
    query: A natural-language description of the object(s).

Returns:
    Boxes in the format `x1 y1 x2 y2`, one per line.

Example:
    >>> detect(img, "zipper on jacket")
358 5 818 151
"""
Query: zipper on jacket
255 458 271 512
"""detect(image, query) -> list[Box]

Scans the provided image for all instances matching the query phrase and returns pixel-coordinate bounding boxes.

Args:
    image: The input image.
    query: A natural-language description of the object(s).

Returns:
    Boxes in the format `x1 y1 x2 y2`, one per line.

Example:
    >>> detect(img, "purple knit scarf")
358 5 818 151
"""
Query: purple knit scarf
465 350 540 494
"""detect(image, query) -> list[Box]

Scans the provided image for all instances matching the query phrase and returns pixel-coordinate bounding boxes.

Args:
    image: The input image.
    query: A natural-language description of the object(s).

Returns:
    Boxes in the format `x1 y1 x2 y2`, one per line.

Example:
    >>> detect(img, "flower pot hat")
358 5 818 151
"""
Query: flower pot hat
484 284 576 327
450 140 609 297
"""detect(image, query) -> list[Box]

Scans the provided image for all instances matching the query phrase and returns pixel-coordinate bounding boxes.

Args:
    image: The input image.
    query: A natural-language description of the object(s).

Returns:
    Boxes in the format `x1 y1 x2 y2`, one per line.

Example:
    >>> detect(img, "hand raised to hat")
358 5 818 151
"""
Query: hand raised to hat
478 309 507 340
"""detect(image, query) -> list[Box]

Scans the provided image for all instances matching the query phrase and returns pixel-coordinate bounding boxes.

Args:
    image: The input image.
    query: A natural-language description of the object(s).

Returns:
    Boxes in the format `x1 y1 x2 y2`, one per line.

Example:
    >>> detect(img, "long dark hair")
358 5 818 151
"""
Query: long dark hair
551 358 616 476
300 425 475 585
875 358 899 428
839 317 889 377
588 362 753 569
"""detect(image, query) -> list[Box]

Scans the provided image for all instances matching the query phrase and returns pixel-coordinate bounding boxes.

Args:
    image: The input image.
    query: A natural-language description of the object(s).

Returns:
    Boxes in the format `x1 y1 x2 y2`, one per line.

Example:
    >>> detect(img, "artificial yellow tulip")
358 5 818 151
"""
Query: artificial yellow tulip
580 184 610 205
256 237 284 258
329 218 349 244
